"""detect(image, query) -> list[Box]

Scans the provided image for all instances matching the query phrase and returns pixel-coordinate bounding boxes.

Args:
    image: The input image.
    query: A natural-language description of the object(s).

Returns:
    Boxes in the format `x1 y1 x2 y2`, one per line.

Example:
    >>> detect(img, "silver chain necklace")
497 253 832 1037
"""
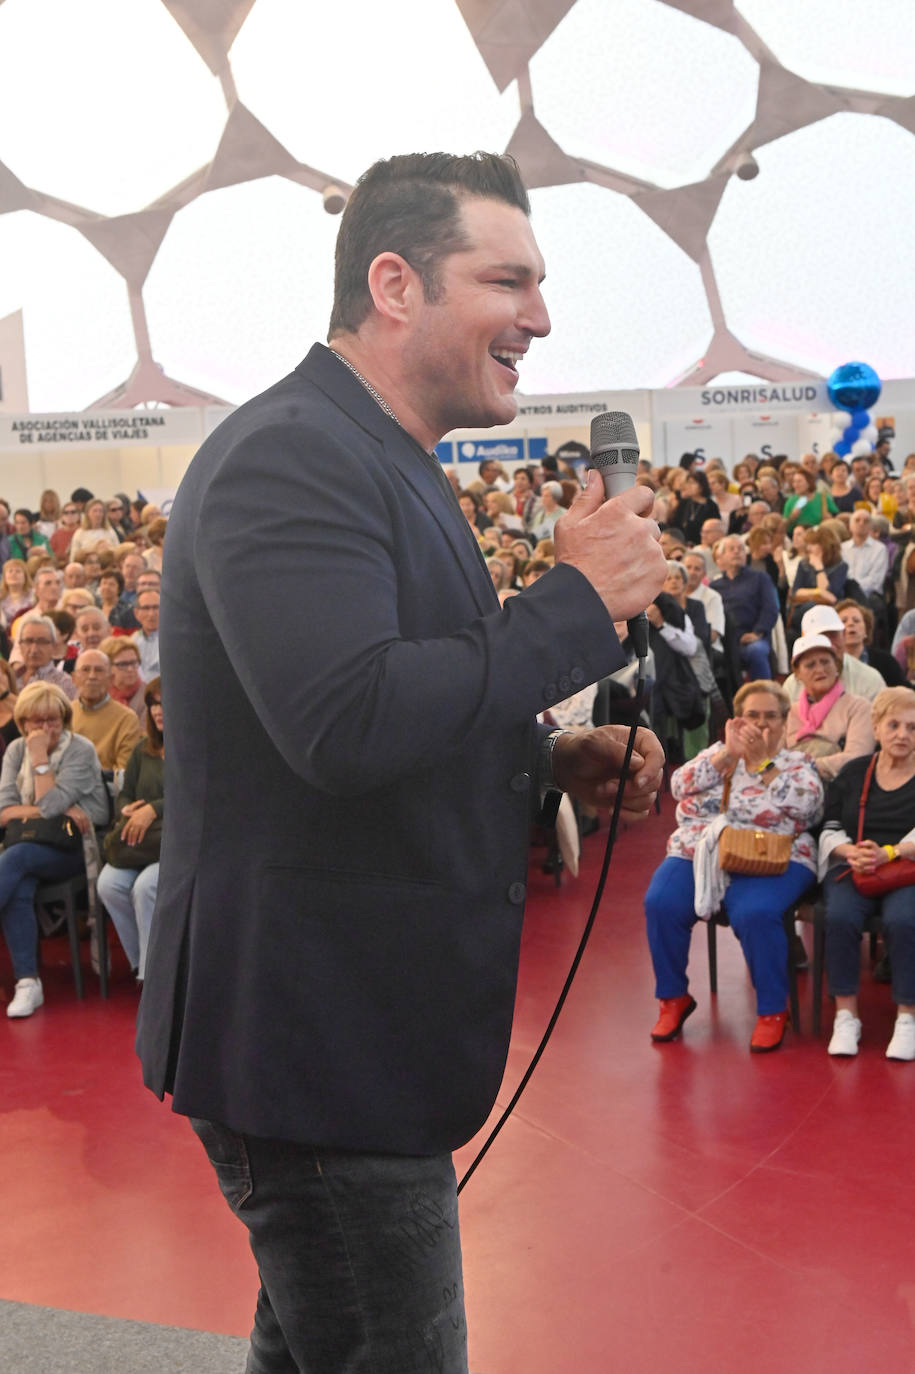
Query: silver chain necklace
332 350 400 426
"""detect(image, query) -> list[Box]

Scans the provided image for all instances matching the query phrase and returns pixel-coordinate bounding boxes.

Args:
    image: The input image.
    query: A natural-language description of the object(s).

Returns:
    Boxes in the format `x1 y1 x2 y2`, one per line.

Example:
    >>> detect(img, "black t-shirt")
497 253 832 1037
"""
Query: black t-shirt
825 754 915 846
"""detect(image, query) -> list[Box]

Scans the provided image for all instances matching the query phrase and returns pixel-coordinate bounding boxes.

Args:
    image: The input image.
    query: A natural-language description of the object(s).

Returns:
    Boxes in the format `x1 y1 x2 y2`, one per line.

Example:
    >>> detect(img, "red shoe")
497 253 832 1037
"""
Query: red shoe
750 1010 788 1053
651 995 697 1042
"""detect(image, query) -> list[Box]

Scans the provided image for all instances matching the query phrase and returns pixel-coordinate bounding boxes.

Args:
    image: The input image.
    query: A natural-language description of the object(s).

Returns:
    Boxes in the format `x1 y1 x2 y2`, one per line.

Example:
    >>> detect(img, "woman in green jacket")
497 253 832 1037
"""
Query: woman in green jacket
783 469 837 530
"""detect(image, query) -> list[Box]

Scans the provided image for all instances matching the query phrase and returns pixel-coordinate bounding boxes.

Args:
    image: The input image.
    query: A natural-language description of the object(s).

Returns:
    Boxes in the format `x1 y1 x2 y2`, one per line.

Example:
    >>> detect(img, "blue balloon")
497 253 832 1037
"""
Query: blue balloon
851 408 870 428
828 361 882 411
843 425 859 443
834 440 851 456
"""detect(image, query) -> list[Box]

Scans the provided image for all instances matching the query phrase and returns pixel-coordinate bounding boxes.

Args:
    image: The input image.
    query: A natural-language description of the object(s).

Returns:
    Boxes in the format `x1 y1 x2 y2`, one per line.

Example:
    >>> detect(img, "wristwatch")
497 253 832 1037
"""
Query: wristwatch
33 764 51 775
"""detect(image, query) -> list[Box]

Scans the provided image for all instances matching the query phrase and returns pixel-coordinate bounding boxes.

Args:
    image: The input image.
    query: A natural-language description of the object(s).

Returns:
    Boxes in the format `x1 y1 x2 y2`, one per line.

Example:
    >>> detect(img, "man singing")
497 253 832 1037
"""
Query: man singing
137 152 666 1374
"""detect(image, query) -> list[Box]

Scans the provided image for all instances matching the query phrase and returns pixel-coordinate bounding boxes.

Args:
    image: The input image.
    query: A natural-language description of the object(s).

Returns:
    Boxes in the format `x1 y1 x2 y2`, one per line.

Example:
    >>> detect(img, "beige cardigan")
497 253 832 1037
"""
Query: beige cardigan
785 690 875 781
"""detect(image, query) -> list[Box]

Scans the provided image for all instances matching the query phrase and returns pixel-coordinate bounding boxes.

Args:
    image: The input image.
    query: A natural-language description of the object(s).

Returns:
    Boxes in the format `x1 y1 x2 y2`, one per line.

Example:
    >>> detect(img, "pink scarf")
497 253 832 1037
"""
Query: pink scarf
795 680 844 739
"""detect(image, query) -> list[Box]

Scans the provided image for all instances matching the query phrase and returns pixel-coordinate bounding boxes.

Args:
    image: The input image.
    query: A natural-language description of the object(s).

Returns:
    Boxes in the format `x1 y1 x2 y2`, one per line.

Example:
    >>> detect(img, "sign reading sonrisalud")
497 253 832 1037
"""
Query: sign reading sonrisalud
0 409 204 451
653 382 829 418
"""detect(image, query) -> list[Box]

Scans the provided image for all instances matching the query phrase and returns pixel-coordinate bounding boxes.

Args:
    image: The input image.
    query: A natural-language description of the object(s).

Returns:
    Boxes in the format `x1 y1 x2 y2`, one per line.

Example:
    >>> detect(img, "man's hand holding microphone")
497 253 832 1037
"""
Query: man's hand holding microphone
549 412 668 818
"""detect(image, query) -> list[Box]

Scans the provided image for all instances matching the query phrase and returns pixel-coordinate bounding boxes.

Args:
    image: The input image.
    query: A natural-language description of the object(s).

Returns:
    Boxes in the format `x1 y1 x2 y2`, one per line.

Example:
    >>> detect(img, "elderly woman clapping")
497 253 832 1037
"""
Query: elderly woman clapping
821 688 915 1059
644 680 823 1053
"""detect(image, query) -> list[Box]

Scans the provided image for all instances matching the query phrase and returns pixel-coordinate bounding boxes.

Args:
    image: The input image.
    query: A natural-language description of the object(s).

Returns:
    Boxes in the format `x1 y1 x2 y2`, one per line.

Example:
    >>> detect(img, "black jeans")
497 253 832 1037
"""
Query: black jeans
191 1118 468 1374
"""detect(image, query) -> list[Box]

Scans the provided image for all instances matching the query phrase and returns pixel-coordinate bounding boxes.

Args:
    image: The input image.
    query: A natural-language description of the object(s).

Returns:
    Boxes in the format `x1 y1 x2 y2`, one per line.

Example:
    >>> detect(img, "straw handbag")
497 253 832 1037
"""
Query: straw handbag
717 773 792 877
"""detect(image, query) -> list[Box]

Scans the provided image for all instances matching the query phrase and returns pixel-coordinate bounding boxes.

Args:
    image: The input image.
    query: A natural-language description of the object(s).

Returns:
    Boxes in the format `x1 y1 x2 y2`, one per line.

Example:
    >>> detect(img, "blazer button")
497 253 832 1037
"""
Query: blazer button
558 675 571 694
544 683 557 700
508 882 526 905
570 667 585 685
510 772 531 792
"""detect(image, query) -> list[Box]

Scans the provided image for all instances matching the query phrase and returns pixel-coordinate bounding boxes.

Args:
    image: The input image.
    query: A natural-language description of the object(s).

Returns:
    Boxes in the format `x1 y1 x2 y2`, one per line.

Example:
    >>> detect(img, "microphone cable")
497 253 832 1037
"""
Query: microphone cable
457 656 648 1193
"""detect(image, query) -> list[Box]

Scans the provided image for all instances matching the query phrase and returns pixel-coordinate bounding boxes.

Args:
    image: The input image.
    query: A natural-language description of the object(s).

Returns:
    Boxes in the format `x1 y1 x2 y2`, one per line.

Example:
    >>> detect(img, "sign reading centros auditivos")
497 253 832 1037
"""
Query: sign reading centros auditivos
0 409 205 452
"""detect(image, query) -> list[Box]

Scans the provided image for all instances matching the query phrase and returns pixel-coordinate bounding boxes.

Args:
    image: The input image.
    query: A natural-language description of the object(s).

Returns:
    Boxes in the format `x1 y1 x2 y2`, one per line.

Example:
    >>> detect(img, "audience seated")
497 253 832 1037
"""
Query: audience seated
710 535 779 681
784 634 874 780
0 559 34 628
820 687 915 1060
0 681 109 1018
97 677 164 982
836 600 907 688
71 650 143 771
14 613 77 700
644 679 823 1052
100 636 147 724
787 525 848 639
782 605 885 702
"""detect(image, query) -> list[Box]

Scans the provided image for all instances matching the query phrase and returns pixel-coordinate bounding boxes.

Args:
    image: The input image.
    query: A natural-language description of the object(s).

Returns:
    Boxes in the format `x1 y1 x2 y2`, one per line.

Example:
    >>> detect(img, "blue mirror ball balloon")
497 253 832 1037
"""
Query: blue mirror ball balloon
828 362 882 411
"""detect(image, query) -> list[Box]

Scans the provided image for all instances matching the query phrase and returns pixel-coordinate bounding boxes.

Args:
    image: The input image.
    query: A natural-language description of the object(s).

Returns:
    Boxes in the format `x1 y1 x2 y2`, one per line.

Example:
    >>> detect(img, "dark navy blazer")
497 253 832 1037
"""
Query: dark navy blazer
136 344 622 1154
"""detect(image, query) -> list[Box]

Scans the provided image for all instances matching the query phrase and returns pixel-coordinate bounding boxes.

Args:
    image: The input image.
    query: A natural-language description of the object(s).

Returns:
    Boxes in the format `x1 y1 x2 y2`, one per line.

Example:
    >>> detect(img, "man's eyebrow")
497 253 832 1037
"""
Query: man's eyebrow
487 261 546 283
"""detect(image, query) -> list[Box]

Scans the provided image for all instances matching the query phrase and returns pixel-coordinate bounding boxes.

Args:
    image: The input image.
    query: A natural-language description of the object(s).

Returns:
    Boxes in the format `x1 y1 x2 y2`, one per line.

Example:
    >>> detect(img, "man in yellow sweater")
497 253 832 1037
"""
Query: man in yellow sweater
71 650 142 771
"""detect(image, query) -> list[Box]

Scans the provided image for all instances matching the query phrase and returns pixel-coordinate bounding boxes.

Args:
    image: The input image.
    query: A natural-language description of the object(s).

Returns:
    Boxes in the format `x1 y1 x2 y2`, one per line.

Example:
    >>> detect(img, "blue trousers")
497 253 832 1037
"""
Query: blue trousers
0 840 84 979
739 636 772 680
645 856 815 1015
191 1118 468 1374
823 867 915 1004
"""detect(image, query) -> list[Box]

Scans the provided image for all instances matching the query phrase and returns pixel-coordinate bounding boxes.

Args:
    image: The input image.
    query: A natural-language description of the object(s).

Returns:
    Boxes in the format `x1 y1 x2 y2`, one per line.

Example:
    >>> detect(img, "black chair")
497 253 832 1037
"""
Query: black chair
798 893 882 1036
706 900 803 1032
35 872 97 999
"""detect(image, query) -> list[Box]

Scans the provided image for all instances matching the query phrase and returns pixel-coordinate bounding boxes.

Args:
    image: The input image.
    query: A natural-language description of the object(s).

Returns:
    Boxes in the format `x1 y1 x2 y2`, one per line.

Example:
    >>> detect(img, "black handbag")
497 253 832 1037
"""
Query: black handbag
103 816 162 870
4 814 82 853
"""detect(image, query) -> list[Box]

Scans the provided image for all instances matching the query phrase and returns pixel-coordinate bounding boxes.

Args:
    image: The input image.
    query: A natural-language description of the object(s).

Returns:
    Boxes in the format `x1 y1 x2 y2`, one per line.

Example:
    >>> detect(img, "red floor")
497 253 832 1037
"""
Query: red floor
3 806 915 1372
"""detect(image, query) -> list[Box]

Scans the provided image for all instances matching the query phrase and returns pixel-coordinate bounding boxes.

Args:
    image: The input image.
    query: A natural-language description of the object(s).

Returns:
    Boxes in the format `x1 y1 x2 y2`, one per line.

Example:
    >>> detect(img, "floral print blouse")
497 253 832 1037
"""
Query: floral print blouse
667 744 825 873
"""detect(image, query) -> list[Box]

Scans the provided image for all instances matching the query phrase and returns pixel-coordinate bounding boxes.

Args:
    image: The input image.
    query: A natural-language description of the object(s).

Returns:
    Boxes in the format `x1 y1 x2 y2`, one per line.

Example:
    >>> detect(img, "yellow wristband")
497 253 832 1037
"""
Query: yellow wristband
883 844 897 861
753 759 773 774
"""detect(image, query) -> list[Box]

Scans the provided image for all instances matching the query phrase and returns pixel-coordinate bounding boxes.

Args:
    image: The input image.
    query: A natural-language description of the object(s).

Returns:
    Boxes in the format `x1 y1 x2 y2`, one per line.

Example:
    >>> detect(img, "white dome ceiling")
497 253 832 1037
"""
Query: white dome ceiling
0 0 912 411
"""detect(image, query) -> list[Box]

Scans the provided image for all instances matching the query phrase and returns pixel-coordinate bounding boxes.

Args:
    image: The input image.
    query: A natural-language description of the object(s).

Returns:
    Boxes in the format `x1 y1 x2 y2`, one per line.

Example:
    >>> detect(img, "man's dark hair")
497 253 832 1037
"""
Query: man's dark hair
14 507 31 522
328 152 530 338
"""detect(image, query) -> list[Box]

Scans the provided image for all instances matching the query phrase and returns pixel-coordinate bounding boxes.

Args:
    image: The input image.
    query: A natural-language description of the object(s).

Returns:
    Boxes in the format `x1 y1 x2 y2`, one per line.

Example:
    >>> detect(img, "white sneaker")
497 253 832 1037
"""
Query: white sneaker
886 1013 915 1061
6 977 44 1019
827 1009 861 1057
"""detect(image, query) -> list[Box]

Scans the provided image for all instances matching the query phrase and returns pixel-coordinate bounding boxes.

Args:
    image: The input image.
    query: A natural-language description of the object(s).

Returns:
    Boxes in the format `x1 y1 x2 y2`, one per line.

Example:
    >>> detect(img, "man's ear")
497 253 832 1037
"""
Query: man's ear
366 252 422 325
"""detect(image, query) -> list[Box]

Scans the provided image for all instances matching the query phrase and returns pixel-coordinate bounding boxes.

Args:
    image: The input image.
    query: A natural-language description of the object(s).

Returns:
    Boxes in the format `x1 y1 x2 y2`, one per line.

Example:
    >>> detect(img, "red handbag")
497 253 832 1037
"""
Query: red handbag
843 755 915 896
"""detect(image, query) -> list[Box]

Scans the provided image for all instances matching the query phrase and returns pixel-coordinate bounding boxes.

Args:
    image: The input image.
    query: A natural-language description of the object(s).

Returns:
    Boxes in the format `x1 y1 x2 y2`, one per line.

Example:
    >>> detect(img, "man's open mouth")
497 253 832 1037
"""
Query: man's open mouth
490 348 523 374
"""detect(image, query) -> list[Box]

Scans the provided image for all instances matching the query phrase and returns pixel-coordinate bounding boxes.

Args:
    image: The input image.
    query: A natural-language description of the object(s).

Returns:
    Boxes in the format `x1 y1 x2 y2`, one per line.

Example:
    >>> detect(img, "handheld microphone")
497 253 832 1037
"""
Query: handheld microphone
589 410 649 659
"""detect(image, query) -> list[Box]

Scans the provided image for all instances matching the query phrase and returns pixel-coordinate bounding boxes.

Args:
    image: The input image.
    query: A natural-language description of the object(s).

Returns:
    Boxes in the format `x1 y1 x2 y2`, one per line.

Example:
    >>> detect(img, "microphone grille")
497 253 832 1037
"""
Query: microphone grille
590 410 638 451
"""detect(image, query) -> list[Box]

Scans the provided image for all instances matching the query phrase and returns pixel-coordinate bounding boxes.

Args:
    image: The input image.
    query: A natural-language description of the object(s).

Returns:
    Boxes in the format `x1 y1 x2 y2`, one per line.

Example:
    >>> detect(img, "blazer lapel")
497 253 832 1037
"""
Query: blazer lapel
299 344 497 616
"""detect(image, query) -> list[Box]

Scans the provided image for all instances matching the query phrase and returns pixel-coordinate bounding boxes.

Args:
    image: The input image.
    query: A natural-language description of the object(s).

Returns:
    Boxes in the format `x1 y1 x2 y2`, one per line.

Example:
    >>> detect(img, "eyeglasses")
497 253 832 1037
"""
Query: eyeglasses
62 507 78 515
25 716 62 729
20 637 52 648
111 659 139 670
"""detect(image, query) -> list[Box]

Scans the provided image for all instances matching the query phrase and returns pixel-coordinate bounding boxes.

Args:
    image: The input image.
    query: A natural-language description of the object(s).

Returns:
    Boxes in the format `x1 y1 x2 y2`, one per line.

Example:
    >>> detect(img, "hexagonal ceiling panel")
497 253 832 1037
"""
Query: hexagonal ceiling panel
530 0 759 188
144 175 339 401
526 182 712 391
230 0 519 184
0 210 134 410
708 112 915 381
0 0 913 413
0 0 226 219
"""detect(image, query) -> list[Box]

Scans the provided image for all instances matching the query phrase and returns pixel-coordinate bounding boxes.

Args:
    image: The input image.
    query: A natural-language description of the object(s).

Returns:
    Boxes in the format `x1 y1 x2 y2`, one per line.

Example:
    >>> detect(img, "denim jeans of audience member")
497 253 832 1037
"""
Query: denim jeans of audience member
190 1118 468 1374
0 841 84 979
739 635 772 680
823 868 915 1004
645 856 815 1014
97 861 159 979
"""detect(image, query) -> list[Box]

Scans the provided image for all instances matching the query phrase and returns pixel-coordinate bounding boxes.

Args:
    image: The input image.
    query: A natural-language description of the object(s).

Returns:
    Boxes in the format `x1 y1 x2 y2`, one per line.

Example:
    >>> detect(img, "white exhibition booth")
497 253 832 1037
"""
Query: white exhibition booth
2 380 915 510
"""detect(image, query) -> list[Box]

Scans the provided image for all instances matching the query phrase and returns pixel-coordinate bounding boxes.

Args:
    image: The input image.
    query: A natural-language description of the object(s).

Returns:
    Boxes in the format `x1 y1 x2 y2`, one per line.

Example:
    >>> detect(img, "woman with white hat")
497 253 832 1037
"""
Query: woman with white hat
785 633 875 780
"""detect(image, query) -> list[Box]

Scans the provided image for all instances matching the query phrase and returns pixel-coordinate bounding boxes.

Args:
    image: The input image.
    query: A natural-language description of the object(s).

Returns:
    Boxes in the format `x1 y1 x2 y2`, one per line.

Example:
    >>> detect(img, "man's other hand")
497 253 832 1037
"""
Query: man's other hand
551 725 664 821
